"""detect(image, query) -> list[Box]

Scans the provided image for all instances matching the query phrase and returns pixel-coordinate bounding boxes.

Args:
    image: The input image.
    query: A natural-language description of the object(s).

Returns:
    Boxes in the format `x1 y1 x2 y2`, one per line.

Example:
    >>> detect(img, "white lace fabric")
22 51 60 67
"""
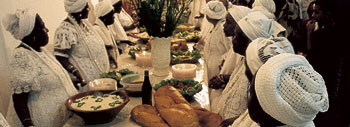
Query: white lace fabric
203 20 232 79
211 60 250 119
6 47 78 127
54 19 110 81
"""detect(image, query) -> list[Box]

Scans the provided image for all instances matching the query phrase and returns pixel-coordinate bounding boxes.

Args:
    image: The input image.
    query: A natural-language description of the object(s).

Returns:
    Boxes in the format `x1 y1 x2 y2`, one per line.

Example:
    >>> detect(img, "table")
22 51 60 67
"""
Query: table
64 43 209 127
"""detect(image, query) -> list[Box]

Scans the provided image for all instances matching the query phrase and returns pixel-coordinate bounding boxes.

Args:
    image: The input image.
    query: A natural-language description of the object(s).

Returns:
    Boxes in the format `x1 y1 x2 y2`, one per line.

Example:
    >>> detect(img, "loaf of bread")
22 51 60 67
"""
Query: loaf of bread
155 86 199 127
131 105 169 127
193 106 223 127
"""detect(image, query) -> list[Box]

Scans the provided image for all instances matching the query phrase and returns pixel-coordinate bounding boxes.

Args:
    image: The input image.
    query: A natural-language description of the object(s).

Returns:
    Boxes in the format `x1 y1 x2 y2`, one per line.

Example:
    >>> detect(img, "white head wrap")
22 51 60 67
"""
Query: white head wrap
255 53 329 127
205 1 227 20
237 11 274 41
111 0 121 5
246 37 294 75
2 9 37 40
64 0 88 13
252 0 276 19
228 5 252 22
94 0 114 17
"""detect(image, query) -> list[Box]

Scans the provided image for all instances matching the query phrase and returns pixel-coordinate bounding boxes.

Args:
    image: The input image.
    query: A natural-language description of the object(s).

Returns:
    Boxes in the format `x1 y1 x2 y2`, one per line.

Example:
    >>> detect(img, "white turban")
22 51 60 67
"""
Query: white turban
94 0 114 17
205 1 227 20
255 53 329 127
64 0 88 13
246 37 294 75
228 5 252 22
252 0 276 19
111 0 121 5
2 9 37 40
237 11 274 41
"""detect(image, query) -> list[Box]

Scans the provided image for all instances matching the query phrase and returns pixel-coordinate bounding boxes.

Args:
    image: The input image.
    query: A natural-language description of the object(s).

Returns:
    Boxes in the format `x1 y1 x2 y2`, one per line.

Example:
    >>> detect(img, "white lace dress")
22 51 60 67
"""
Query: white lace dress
203 20 232 80
211 59 250 120
6 47 78 127
54 18 110 82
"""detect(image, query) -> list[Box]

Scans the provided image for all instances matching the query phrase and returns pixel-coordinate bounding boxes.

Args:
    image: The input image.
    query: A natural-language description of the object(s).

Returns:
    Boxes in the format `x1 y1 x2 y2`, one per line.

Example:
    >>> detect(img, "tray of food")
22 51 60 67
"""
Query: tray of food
170 50 202 65
153 78 203 102
176 31 200 42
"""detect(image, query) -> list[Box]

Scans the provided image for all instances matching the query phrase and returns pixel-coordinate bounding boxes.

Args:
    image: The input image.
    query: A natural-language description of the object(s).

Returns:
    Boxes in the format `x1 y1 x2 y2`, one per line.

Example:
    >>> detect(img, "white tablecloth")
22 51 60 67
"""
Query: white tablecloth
64 43 209 127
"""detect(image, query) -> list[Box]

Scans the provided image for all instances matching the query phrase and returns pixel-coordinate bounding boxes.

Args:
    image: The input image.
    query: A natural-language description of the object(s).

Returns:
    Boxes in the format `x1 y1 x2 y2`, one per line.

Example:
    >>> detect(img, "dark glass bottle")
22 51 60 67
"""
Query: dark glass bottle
142 70 152 105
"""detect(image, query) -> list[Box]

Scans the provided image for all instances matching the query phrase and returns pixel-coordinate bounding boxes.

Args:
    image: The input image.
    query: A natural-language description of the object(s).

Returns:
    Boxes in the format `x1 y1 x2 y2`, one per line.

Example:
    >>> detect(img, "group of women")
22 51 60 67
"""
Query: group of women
1 0 343 126
192 0 331 126
2 0 139 126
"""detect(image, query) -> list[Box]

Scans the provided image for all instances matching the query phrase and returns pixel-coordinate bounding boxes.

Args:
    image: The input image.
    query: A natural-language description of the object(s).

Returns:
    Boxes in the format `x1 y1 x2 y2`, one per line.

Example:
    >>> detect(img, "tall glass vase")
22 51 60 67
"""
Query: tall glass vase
151 37 171 76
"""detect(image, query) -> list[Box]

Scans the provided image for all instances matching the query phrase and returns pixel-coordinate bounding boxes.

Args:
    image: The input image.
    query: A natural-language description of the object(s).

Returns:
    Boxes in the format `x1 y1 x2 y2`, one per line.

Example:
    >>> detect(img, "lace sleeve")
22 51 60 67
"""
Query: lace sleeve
8 48 40 94
53 22 78 58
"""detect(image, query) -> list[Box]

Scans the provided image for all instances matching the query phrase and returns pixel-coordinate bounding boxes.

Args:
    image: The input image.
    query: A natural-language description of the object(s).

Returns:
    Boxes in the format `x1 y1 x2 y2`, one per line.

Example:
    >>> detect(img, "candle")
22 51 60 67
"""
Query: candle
136 51 152 67
172 64 197 79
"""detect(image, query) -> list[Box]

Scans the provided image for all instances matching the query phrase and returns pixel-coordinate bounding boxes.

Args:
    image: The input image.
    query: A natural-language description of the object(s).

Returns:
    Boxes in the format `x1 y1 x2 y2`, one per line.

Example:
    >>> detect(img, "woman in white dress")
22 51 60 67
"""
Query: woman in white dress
54 0 110 84
203 1 232 80
3 9 78 127
93 0 119 69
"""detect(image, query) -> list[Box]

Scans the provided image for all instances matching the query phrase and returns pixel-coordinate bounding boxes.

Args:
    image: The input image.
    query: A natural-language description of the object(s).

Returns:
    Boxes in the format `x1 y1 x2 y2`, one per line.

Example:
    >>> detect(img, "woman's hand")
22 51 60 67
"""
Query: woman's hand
73 70 87 87
209 75 227 89
306 20 316 34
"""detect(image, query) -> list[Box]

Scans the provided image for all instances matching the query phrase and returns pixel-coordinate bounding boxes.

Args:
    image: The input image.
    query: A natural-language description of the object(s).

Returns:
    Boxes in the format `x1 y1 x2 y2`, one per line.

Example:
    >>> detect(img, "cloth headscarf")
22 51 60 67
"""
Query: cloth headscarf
2 9 37 40
111 0 121 5
237 11 274 41
228 5 252 22
246 37 294 75
64 0 88 13
94 0 114 17
205 1 227 20
252 0 276 19
255 53 329 127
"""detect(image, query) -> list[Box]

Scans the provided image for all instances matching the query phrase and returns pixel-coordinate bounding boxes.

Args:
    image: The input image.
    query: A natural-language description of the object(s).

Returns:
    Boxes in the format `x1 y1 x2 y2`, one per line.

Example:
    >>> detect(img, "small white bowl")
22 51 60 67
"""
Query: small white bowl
172 64 197 79
88 78 117 91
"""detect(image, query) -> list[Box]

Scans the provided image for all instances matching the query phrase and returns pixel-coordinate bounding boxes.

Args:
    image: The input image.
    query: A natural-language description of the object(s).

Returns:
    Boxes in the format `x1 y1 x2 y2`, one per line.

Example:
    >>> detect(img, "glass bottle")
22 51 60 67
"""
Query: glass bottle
142 70 152 105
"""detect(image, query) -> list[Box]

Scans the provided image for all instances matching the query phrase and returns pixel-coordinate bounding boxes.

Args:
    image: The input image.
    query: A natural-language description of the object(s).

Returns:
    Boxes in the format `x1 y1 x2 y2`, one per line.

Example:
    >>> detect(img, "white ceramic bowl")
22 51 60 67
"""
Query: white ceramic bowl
88 78 117 91
119 74 144 96
172 64 197 79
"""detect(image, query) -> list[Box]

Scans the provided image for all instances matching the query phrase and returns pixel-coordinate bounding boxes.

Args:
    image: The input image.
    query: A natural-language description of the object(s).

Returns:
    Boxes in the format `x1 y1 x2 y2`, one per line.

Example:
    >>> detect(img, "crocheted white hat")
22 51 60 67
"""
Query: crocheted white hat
255 53 329 127
246 37 294 75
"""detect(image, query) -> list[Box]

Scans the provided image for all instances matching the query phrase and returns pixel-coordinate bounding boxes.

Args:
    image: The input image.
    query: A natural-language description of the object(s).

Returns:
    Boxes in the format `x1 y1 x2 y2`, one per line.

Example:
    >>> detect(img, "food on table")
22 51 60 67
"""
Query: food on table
100 68 135 83
154 86 199 127
177 31 200 42
171 50 202 65
70 94 124 111
171 39 188 52
153 79 203 100
192 106 223 127
131 105 169 127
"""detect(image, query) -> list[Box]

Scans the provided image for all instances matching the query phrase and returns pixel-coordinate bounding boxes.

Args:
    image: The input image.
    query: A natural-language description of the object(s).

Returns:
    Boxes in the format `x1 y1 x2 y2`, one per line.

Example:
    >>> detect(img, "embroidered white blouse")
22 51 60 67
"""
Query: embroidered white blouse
54 18 110 81
6 47 78 127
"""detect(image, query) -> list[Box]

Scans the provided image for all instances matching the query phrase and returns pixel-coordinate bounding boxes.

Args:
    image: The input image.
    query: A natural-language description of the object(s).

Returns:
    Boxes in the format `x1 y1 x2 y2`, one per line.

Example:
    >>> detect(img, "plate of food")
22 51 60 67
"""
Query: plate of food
153 78 203 101
100 68 135 88
170 50 202 65
171 39 188 52
176 31 200 42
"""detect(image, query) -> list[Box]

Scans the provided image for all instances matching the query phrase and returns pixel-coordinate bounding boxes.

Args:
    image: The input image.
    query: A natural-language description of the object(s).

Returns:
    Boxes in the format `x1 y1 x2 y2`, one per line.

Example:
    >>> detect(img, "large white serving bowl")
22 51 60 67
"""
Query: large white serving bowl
172 63 197 79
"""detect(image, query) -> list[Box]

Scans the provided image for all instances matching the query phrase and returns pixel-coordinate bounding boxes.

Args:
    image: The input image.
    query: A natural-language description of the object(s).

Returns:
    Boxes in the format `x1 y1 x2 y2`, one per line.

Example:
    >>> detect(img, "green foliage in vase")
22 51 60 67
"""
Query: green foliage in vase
131 0 192 37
